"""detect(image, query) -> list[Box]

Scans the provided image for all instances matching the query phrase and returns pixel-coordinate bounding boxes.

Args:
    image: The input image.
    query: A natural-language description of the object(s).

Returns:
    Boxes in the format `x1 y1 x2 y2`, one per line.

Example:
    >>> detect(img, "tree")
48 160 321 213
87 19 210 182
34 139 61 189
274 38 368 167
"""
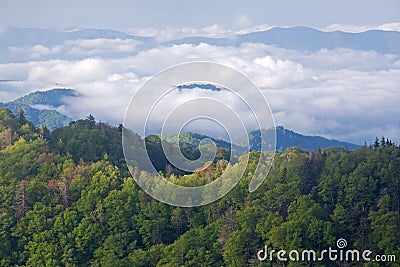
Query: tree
0 112 399 266
17 107 27 126
87 114 95 122
381 136 386 147
374 137 380 149
12 180 30 218
117 123 123 132
369 195 400 256
0 128 17 149
39 124 50 141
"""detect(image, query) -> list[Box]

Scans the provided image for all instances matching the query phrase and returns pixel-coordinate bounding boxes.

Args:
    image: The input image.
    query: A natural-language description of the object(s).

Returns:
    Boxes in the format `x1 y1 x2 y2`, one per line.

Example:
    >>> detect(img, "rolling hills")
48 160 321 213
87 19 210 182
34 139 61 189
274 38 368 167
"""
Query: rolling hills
0 88 78 129
1 88 359 150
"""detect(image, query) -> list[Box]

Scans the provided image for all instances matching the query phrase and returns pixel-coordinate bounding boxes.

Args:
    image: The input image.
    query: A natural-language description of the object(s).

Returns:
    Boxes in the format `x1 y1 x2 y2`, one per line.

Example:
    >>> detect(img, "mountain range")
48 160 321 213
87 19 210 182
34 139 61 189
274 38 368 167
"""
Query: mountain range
1 88 359 151
0 88 78 129
168 26 400 54
251 126 359 151
164 128 358 153
1 26 399 62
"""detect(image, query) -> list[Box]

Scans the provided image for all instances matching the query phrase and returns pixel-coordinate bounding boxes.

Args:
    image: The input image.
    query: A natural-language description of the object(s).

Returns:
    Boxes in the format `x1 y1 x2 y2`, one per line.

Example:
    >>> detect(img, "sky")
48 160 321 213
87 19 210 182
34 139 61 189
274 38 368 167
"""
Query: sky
1 0 400 30
0 1 399 145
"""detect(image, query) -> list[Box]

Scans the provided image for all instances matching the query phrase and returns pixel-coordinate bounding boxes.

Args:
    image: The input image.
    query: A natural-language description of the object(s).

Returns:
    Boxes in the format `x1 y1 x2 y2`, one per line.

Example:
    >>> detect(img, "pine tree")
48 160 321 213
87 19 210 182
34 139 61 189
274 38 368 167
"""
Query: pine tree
374 137 380 149
381 136 386 147
17 108 27 126
87 114 95 122
118 123 123 132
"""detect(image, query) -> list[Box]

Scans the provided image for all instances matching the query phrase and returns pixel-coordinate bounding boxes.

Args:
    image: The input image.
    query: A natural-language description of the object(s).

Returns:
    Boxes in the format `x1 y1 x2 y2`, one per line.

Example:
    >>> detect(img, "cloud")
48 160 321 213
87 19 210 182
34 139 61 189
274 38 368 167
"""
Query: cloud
235 24 275 35
234 14 251 27
8 38 143 60
0 80 55 102
65 38 141 54
127 24 233 42
124 21 400 43
323 24 372 33
376 22 400 32
323 22 400 33
295 48 397 71
251 56 305 88
0 38 399 144
130 87 258 140
9 45 61 59
27 58 109 84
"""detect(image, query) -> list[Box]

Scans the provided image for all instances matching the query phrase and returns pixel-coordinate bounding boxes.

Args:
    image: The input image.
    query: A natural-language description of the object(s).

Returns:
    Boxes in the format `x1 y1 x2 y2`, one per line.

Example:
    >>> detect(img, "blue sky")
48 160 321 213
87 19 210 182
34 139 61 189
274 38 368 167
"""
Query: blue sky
1 0 399 30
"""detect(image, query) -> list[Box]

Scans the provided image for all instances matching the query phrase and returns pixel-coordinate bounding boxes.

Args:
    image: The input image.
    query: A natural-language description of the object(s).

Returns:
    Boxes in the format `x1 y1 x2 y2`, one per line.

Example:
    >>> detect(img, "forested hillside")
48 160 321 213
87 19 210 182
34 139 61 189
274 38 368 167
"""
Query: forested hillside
0 89 78 130
0 108 399 266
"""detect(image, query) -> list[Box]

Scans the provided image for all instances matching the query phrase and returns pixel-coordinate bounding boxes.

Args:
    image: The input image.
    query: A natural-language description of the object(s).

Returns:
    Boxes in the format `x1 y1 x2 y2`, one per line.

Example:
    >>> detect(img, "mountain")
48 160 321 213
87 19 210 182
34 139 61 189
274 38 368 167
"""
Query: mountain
161 132 232 149
11 88 78 107
0 99 398 266
2 88 360 150
247 126 359 152
235 27 400 54
168 26 400 54
1 26 399 63
0 27 155 62
0 88 78 129
160 127 359 153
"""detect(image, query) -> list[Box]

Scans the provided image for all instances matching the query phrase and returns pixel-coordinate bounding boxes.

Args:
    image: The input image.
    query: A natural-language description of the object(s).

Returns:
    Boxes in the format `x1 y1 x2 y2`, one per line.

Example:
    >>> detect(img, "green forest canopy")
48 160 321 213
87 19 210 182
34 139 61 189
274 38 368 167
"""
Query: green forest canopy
0 108 399 266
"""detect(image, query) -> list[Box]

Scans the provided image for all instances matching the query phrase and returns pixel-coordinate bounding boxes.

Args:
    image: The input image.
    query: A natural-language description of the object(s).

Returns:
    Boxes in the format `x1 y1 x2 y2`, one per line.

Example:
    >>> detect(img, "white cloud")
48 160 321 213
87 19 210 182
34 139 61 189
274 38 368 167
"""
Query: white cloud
1 38 399 144
30 45 61 58
65 38 141 54
376 22 400 32
324 24 372 33
126 21 400 42
234 14 251 27
323 22 400 33
27 58 109 84
9 44 61 59
235 24 275 35
126 24 233 42
251 56 305 88
296 48 397 71
7 38 144 61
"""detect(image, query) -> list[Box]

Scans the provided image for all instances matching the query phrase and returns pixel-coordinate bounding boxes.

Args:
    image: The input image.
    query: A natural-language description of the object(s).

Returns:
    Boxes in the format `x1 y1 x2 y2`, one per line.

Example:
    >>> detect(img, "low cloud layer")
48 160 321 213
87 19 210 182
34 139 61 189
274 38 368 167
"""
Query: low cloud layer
125 22 400 41
0 27 399 145
323 22 400 33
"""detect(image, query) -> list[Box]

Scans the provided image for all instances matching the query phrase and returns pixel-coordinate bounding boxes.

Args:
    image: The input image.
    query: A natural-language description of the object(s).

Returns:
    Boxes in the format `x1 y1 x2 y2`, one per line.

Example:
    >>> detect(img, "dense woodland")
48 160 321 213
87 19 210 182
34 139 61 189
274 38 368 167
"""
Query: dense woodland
0 107 399 266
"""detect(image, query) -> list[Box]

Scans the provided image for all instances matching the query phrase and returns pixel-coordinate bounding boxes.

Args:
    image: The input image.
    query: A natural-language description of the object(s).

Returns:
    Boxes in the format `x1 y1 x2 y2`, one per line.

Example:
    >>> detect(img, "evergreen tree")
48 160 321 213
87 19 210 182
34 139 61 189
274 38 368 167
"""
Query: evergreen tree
0 113 398 266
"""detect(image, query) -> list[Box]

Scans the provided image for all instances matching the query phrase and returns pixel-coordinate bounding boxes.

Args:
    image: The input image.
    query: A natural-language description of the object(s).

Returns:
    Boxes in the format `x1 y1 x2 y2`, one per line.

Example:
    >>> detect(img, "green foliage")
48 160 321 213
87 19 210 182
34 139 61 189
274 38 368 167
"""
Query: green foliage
0 111 398 266
11 89 78 108
158 222 223 266
0 88 78 130
0 103 69 130
50 119 125 167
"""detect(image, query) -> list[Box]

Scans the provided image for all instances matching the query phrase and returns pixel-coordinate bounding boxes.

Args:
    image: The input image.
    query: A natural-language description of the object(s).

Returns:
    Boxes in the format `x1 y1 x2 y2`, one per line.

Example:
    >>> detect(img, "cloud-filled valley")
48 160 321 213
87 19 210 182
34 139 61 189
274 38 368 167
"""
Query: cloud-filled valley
0 25 399 144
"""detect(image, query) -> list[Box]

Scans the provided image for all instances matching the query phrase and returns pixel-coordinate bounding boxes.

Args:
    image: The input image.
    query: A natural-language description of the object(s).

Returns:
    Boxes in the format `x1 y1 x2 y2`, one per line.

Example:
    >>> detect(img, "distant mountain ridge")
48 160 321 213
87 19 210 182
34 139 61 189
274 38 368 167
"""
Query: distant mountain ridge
1 88 360 150
252 126 359 151
161 132 231 149
1 26 399 63
11 88 79 107
164 26 400 54
0 88 78 129
160 127 359 153
237 27 400 53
